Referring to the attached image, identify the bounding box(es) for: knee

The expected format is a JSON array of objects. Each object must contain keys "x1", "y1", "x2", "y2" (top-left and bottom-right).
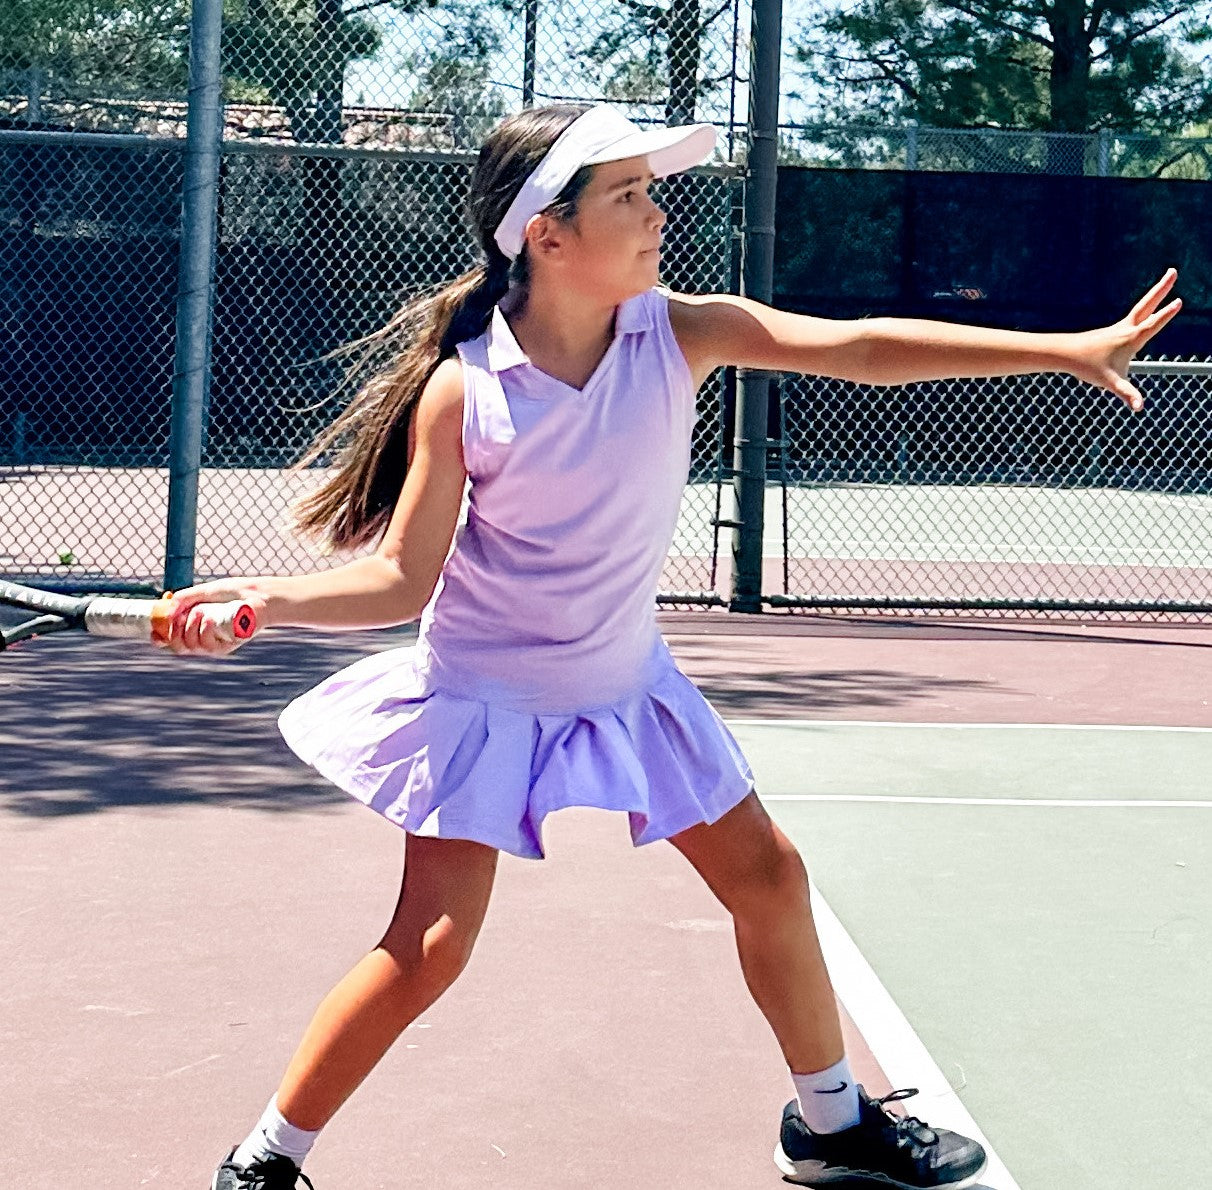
[
  {"x1": 380, "y1": 914, "x2": 479, "y2": 1007},
  {"x1": 420, "y1": 917, "x2": 479, "y2": 991},
  {"x1": 724, "y1": 833, "x2": 811, "y2": 917}
]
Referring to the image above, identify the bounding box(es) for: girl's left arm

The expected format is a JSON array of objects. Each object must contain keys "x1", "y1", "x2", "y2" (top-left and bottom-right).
[{"x1": 670, "y1": 269, "x2": 1182, "y2": 412}]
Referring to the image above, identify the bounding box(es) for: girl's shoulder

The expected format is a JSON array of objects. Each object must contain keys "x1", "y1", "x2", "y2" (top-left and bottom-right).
[
  {"x1": 402, "y1": 355, "x2": 467, "y2": 479},
  {"x1": 663, "y1": 288, "x2": 735, "y2": 391},
  {"x1": 662, "y1": 287, "x2": 730, "y2": 336},
  {"x1": 424, "y1": 355, "x2": 465, "y2": 410},
  {"x1": 410, "y1": 356, "x2": 465, "y2": 446}
]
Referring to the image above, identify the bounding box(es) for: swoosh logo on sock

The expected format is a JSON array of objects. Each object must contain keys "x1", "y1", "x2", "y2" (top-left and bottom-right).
[{"x1": 814, "y1": 1082, "x2": 849, "y2": 1094}]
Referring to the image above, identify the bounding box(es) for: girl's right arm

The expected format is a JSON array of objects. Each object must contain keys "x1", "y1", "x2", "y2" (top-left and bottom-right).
[{"x1": 165, "y1": 358, "x2": 468, "y2": 654}]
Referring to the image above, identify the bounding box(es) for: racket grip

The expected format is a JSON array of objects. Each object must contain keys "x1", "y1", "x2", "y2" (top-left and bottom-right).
[{"x1": 84, "y1": 597, "x2": 258, "y2": 645}]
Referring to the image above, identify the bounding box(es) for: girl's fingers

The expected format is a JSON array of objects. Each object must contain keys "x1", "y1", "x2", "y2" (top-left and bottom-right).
[
  {"x1": 183, "y1": 606, "x2": 203, "y2": 650},
  {"x1": 1129, "y1": 268, "x2": 1177, "y2": 324},
  {"x1": 167, "y1": 586, "x2": 235, "y2": 641},
  {"x1": 1135, "y1": 298, "x2": 1182, "y2": 345},
  {"x1": 190, "y1": 606, "x2": 227, "y2": 653},
  {"x1": 1104, "y1": 371, "x2": 1144, "y2": 411},
  {"x1": 195, "y1": 611, "x2": 215, "y2": 653},
  {"x1": 161, "y1": 604, "x2": 232, "y2": 655}
]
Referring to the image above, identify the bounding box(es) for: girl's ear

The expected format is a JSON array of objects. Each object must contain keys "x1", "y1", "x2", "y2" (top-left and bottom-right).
[{"x1": 525, "y1": 212, "x2": 563, "y2": 258}]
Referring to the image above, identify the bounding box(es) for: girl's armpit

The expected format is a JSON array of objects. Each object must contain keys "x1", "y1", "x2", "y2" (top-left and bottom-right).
[{"x1": 666, "y1": 291, "x2": 868, "y2": 383}]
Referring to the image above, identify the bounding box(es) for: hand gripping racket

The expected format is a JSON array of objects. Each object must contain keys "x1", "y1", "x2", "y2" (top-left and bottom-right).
[{"x1": 0, "y1": 580, "x2": 258, "y2": 651}]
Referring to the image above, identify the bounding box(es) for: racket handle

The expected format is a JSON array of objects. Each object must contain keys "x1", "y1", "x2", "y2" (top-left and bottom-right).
[{"x1": 84, "y1": 597, "x2": 258, "y2": 645}]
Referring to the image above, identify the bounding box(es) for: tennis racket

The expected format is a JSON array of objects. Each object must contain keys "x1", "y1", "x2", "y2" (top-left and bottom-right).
[{"x1": 0, "y1": 579, "x2": 258, "y2": 651}]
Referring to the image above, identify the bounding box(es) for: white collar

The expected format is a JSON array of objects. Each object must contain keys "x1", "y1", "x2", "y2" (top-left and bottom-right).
[{"x1": 484, "y1": 290, "x2": 654, "y2": 374}]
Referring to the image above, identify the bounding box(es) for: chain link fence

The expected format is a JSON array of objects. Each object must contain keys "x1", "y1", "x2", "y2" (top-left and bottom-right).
[
  {"x1": 1, "y1": 134, "x2": 184, "y2": 582},
  {"x1": 1, "y1": 0, "x2": 746, "y2": 602},
  {"x1": 780, "y1": 124, "x2": 1212, "y2": 180},
  {"x1": 766, "y1": 361, "x2": 1212, "y2": 617}
]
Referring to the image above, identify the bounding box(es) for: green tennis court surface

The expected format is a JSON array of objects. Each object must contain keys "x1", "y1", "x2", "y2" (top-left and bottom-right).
[{"x1": 738, "y1": 720, "x2": 1211, "y2": 1190}]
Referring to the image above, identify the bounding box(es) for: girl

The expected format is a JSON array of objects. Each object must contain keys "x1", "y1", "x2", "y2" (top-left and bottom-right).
[{"x1": 166, "y1": 103, "x2": 1181, "y2": 1190}]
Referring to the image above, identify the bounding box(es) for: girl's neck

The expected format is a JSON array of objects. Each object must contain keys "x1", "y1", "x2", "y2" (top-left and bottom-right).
[{"x1": 504, "y1": 281, "x2": 619, "y2": 377}]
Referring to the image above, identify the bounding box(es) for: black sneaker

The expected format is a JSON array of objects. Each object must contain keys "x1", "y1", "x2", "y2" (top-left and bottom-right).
[
  {"x1": 774, "y1": 1087, "x2": 988, "y2": 1188},
  {"x1": 212, "y1": 1148, "x2": 315, "y2": 1190}
]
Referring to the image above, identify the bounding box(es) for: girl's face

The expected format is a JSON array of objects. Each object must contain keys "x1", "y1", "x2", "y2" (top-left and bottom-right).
[{"x1": 530, "y1": 155, "x2": 668, "y2": 303}]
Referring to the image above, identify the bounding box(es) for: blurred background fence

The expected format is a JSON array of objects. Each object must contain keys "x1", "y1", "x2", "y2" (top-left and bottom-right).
[{"x1": 1, "y1": 0, "x2": 1210, "y2": 617}]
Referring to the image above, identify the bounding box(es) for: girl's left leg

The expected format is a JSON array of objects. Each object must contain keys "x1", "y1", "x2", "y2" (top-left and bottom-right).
[
  {"x1": 667, "y1": 791, "x2": 844, "y2": 1075},
  {"x1": 668, "y1": 792, "x2": 989, "y2": 1189}
]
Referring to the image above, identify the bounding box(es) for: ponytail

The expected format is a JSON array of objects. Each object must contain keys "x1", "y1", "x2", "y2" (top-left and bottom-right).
[
  {"x1": 290, "y1": 253, "x2": 514, "y2": 550},
  {"x1": 290, "y1": 101, "x2": 594, "y2": 551}
]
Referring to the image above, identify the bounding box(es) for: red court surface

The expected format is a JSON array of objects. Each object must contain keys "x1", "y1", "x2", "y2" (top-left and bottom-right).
[{"x1": 3, "y1": 612, "x2": 1210, "y2": 1188}]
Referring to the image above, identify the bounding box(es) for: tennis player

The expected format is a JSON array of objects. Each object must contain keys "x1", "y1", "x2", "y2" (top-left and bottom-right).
[{"x1": 166, "y1": 104, "x2": 1181, "y2": 1189}]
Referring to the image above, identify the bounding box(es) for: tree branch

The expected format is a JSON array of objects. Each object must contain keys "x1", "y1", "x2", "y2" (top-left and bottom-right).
[
  {"x1": 1090, "y1": 5, "x2": 1192, "y2": 61},
  {"x1": 1001, "y1": 54, "x2": 1051, "y2": 75},
  {"x1": 1148, "y1": 144, "x2": 1205, "y2": 178},
  {"x1": 944, "y1": 1, "x2": 1053, "y2": 48},
  {"x1": 341, "y1": 0, "x2": 399, "y2": 18},
  {"x1": 866, "y1": 52, "x2": 920, "y2": 101}
]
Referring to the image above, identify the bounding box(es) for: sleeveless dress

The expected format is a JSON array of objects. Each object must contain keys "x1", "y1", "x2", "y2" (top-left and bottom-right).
[{"x1": 278, "y1": 286, "x2": 754, "y2": 859}]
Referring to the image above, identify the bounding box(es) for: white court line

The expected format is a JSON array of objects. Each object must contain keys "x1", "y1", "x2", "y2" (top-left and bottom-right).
[
  {"x1": 727, "y1": 719, "x2": 1212, "y2": 733},
  {"x1": 765, "y1": 794, "x2": 1212, "y2": 808},
  {"x1": 810, "y1": 885, "x2": 1021, "y2": 1190}
]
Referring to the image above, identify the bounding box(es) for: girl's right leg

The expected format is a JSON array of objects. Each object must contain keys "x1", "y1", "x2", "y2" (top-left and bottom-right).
[{"x1": 245, "y1": 832, "x2": 498, "y2": 1140}]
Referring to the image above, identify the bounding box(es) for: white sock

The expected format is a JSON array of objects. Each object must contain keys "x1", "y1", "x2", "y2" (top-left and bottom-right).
[
  {"x1": 792, "y1": 1056, "x2": 861, "y2": 1134},
  {"x1": 232, "y1": 1096, "x2": 321, "y2": 1169}
]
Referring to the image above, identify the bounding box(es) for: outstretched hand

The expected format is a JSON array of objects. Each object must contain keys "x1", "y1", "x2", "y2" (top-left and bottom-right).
[{"x1": 1067, "y1": 269, "x2": 1182, "y2": 411}]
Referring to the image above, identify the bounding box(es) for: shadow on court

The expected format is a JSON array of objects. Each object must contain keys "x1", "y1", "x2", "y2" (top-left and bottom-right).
[
  {"x1": 0, "y1": 626, "x2": 413, "y2": 817},
  {"x1": 0, "y1": 622, "x2": 1007, "y2": 816},
  {"x1": 679, "y1": 654, "x2": 1002, "y2": 717}
]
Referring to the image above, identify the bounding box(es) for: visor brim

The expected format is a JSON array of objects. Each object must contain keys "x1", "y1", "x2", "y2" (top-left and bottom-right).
[{"x1": 583, "y1": 124, "x2": 717, "y2": 178}]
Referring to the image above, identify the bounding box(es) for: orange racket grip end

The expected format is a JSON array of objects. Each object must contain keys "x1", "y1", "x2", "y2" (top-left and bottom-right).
[{"x1": 149, "y1": 598, "x2": 175, "y2": 645}]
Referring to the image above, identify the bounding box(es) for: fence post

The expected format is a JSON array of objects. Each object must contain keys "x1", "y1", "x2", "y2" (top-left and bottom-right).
[
  {"x1": 164, "y1": 0, "x2": 224, "y2": 591},
  {"x1": 730, "y1": 0, "x2": 783, "y2": 613}
]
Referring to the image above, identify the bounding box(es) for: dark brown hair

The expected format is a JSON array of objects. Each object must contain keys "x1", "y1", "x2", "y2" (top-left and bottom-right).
[{"x1": 290, "y1": 103, "x2": 597, "y2": 550}]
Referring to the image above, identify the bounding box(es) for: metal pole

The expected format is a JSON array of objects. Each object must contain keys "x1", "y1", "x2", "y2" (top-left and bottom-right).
[
  {"x1": 164, "y1": 0, "x2": 224, "y2": 591},
  {"x1": 523, "y1": 0, "x2": 539, "y2": 108},
  {"x1": 730, "y1": 0, "x2": 782, "y2": 613}
]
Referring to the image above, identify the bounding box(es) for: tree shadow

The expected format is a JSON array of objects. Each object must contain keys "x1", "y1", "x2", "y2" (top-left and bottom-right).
[
  {"x1": 0, "y1": 626, "x2": 415, "y2": 818},
  {"x1": 2, "y1": 623, "x2": 1005, "y2": 818},
  {"x1": 672, "y1": 638, "x2": 1005, "y2": 715}
]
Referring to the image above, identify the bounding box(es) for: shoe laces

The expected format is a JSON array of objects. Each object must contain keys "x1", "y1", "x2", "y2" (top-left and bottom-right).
[
  {"x1": 220, "y1": 1154, "x2": 315, "y2": 1190},
  {"x1": 870, "y1": 1088, "x2": 939, "y2": 1151}
]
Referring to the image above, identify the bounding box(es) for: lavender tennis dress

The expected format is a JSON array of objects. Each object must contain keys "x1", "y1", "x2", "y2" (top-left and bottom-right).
[{"x1": 278, "y1": 286, "x2": 754, "y2": 858}]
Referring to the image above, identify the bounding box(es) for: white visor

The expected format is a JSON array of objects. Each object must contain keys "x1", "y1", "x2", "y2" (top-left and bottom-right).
[{"x1": 493, "y1": 104, "x2": 717, "y2": 261}]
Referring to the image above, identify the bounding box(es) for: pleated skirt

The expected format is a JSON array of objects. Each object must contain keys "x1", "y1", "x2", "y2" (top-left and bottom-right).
[{"x1": 278, "y1": 643, "x2": 755, "y2": 859}]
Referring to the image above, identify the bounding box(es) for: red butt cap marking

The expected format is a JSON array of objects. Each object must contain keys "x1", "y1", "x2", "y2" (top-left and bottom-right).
[{"x1": 233, "y1": 606, "x2": 257, "y2": 639}]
